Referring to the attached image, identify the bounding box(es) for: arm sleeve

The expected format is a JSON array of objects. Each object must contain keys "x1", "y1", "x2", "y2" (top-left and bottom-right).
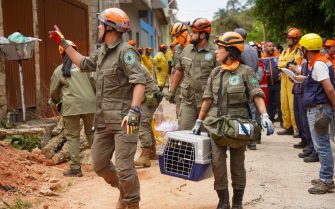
[
  {"x1": 174, "y1": 48, "x2": 185, "y2": 71},
  {"x1": 80, "y1": 51, "x2": 98, "y2": 72},
  {"x1": 122, "y1": 48, "x2": 146, "y2": 85},
  {"x1": 244, "y1": 70, "x2": 265, "y2": 99},
  {"x1": 49, "y1": 66, "x2": 63, "y2": 104},
  {"x1": 312, "y1": 61, "x2": 330, "y2": 81},
  {"x1": 203, "y1": 71, "x2": 214, "y2": 100}
]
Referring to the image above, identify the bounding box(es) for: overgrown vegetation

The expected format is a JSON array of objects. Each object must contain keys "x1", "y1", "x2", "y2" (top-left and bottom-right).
[
  {"x1": 212, "y1": 0, "x2": 335, "y2": 44},
  {"x1": 0, "y1": 135, "x2": 40, "y2": 152},
  {"x1": 0, "y1": 197, "x2": 32, "y2": 209}
]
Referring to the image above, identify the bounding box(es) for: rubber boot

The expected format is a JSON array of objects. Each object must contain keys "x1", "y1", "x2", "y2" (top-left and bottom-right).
[
  {"x1": 232, "y1": 189, "x2": 244, "y2": 209},
  {"x1": 127, "y1": 202, "x2": 140, "y2": 209},
  {"x1": 150, "y1": 144, "x2": 157, "y2": 160},
  {"x1": 216, "y1": 189, "x2": 230, "y2": 209},
  {"x1": 134, "y1": 148, "x2": 151, "y2": 167}
]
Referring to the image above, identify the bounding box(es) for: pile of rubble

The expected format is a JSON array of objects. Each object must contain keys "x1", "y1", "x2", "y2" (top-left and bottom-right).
[{"x1": 0, "y1": 141, "x2": 57, "y2": 196}]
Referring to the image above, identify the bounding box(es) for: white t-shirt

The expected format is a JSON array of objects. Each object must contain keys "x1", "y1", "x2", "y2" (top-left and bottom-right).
[{"x1": 311, "y1": 61, "x2": 329, "y2": 81}]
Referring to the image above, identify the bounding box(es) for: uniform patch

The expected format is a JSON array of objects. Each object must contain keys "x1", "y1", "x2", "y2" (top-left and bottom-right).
[
  {"x1": 249, "y1": 75, "x2": 259, "y2": 85},
  {"x1": 205, "y1": 53, "x2": 213, "y2": 61},
  {"x1": 229, "y1": 75, "x2": 241, "y2": 86},
  {"x1": 124, "y1": 51, "x2": 136, "y2": 65}
]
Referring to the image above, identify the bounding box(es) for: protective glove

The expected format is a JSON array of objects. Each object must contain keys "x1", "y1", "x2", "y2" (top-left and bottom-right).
[
  {"x1": 49, "y1": 25, "x2": 69, "y2": 48},
  {"x1": 165, "y1": 90, "x2": 176, "y2": 104},
  {"x1": 261, "y1": 113, "x2": 274, "y2": 135},
  {"x1": 121, "y1": 107, "x2": 141, "y2": 135},
  {"x1": 192, "y1": 119, "x2": 203, "y2": 135}
]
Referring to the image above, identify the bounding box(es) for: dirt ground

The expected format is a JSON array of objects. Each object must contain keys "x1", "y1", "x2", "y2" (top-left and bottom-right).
[{"x1": 1, "y1": 101, "x2": 335, "y2": 209}]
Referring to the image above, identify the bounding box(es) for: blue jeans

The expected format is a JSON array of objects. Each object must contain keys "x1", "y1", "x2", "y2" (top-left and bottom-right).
[{"x1": 307, "y1": 105, "x2": 334, "y2": 182}]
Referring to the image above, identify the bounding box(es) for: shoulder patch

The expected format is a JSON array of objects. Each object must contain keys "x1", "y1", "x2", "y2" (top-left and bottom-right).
[
  {"x1": 205, "y1": 52, "x2": 213, "y2": 61},
  {"x1": 124, "y1": 51, "x2": 136, "y2": 65},
  {"x1": 249, "y1": 75, "x2": 259, "y2": 85},
  {"x1": 229, "y1": 75, "x2": 241, "y2": 86}
]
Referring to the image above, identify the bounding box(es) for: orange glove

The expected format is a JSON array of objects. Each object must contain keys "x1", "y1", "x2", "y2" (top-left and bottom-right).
[{"x1": 49, "y1": 25, "x2": 67, "y2": 47}]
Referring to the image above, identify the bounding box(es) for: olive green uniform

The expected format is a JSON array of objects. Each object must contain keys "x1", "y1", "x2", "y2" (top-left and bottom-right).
[
  {"x1": 80, "y1": 37, "x2": 145, "y2": 204},
  {"x1": 172, "y1": 44, "x2": 184, "y2": 105},
  {"x1": 50, "y1": 64, "x2": 96, "y2": 170},
  {"x1": 203, "y1": 64, "x2": 264, "y2": 190},
  {"x1": 139, "y1": 65, "x2": 161, "y2": 148},
  {"x1": 175, "y1": 42, "x2": 217, "y2": 130}
]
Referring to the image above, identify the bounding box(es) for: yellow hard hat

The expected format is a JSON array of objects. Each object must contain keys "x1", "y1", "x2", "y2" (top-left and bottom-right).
[{"x1": 299, "y1": 33, "x2": 322, "y2": 51}]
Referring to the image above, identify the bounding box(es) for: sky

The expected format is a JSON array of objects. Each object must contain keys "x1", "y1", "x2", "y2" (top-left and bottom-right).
[{"x1": 175, "y1": 0, "x2": 228, "y2": 22}]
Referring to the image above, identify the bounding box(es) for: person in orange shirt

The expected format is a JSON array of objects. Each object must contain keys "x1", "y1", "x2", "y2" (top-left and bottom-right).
[
  {"x1": 260, "y1": 41, "x2": 282, "y2": 125},
  {"x1": 324, "y1": 39, "x2": 335, "y2": 69}
]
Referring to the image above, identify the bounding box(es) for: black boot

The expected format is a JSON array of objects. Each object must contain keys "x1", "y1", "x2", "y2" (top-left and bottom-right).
[
  {"x1": 216, "y1": 189, "x2": 230, "y2": 209},
  {"x1": 232, "y1": 189, "x2": 244, "y2": 209}
]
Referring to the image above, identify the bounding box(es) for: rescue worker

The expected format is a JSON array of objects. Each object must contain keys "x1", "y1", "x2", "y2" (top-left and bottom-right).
[
  {"x1": 128, "y1": 39, "x2": 137, "y2": 48},
  {"x1": 277, "y1": 28, "x2": 301, "y2": 137},
  {"x1": 49, "y1": 8, "x2": 146, "y2": 209},
  {"x1": 49, "y1": 40, "x2": 95, "y2": 177},
  {"x1": 291, "y1": 58, "x2": 319, "y2": 162},
  {"x1": 134, "y1": 65, "x2": 163, "y2": 167},
  {"x1": 324, "y1": 39, "x2": 335, "y2": 68},
  {"x1": 235, "y1": 28, "x2": 260, "y2": 150},
  {"x1": 154, "y1": 44, "x2": 169, "y2": 91},
  {"x1": 137, "y1": 47, "x2": 144, "y2": 56},
  {"x1": 142, "y1": 47, "x2": 153, "y2": 75},
  {"x1": 166, "y1": 18, "x2": 216, "y2": 130},
  {"x1": 169, "y1": 22, "x2": 191, "y2": 117},
  {"x1": 295, "y1": 33, "x2": 335, "y2": 194},
  {"x1": 261, "y1": 41, "x2": 282, "y2": 125},
  {"x1": 234, "y1": 28, "x2": 258, "y2": 73},
  {"x1": 192, "y1": 32, "x2": 274, "y2": 209}
]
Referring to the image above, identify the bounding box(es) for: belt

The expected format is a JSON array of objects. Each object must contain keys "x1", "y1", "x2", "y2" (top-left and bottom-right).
[{"x1": 306, "y1": 103, "x2": 330, "y2": 112}]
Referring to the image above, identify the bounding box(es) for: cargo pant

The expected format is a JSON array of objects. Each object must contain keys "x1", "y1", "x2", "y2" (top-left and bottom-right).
[
  {"x1": 211, "y1": 140, "x2": 246, "y2": 190},
  {"x1": 281, "y1": 74, "x2": 297, "y2": 131},
  {"x1": 139, "y1": 104, "x2": 156, "y2": 148},
  {"x1": 178, "y1": 103, "x2": 201, "y2": 130},
  {"x1": 91, "y1": 125, "x2": 140, "y2": 203},
  {"x1": 63, "y1": 113, "x2": 94, "y2": 170}
]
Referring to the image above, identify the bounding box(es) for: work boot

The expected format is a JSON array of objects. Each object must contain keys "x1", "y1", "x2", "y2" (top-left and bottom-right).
[
  {"x1": 127, "y1": 202, "x2": 140, "y2": 209},
  {"x1": 293, "y1": 131, "x2": 300, "y2": 138},
  {"x1": 150, "y1": 144, "x2": 157, "y2": 160},
  {"x1": 216, "y1": 189, "x2": 230, "y2": 209},
  {"x1": 293, "y1": 141, "x2": 307, "y2": 149},
  {"x1": 311, "y1": 179, "x2": 335, "y2": 188},
  {"x1": 232, "y1": 189, "x2": 244, "y2": 209},
  {"x1": 247, "y1": 142, "x2": 257, "y2": 150},
  {"x1": 116, "y1": 200, "x2": 126, "y2": 209},
  {"x1": 298, "y1": 150, "x2": 311, "y2": 158},
  {"x1": 303, "y1": 154, "x2": 319, "y2": 163},
  {"x1": 134, "y1": 148, "x2": 151, "y2": 167},
  {"x1": 308, "y1": 181, "x2": 335, "y2": 194},
  {"x1": 277, "y1": 127, "x2": 294, "y2": 135},
  {"x1": 63, "y1": 167, "x2": 83, "y2": 177}
]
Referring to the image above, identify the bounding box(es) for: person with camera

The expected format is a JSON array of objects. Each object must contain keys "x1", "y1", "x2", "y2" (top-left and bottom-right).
[{"x1": 192, "y1": 32, "x2": 274, "y2": 209}]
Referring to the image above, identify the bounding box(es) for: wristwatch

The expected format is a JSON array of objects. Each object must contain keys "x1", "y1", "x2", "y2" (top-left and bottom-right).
[{"x1": 131, "y1": 106, "x2": 141, "y2": 113}]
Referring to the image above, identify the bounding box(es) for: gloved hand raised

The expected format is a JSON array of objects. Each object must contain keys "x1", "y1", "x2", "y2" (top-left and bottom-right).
[
  {"x1": 165, "y1": 90, "x2": 176, "y2": 104},
  {"x1": 49, "y1": 25, "x2": 69, "y2": 48},
  {"x1": 261, "y1": 113, "x2": 274, "y2": 135},
  {"x1": 121, "y1": 107, "x2": 141, "y2": 134},
  {"x1": 192, "y1": 119, "x2": 203, "y2": 135}
]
